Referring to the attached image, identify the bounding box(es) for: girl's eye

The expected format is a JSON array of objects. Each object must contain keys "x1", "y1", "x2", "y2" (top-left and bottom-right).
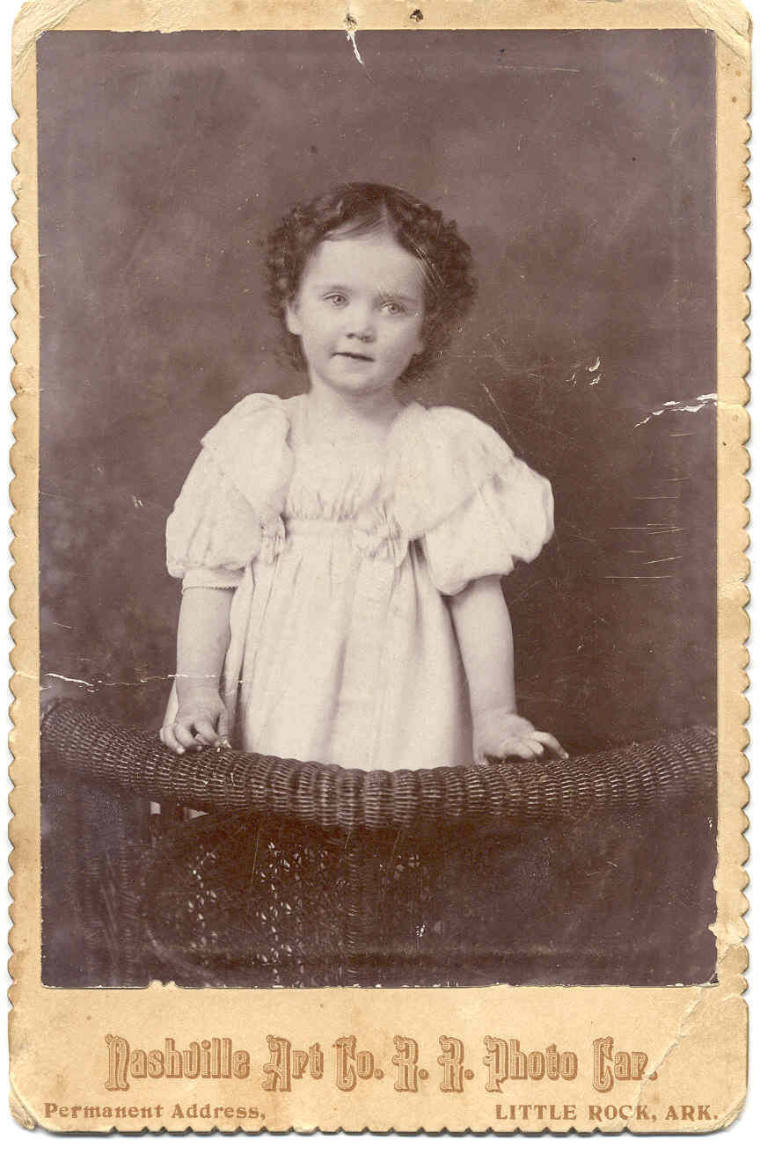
[
  {"x1": 380, "y1": 301, "x2": 406, "y2": 316},
  {"x1": 324, "y1": 293, "x2": 347, "y2": 307}
]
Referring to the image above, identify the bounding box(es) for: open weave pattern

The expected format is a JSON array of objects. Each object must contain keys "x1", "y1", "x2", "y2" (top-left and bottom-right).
[
  {"x1": 41, "y1": 702, "x2": 717, "y2": 987},
  {"x1": 143, "y1": 816, "x2": 356, "y2": 986},
  {"x1": 140, "y1": 806, "x2": 716, "y2": 988},
  {"x1": 41, "y1": 700, "x2": 716, "y2": 833}
]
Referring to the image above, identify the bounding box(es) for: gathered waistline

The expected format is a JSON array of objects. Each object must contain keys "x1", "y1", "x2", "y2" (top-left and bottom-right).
[
  {"x1": 285, "y1": 518, "x2": 383, "y2": 535},
  {"x1": 281, "y1": 518, "x2": 409, "y2": 568}
]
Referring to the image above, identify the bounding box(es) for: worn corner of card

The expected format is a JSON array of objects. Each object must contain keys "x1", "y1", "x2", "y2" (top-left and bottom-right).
[{"x1": 8, "y1": 0, "x2": 750, "y2": 1136}]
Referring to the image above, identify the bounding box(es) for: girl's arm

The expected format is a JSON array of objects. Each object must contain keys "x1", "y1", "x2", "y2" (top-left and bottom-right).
[
  {"x1": 449, "y1": 575, "x2": 567, "y2": 762},
  {"x1": 160, "y1": 586, "x2": 234, "y2": 754}
]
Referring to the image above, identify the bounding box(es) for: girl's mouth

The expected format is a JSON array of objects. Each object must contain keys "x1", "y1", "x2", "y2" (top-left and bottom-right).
[{"x1": 335, "y1": 351, "x2": 374, "y2": 362}]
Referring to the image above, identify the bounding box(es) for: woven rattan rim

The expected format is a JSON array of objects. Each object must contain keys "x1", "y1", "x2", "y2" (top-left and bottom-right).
[{"x1": 41, "y1": 699, "x2": 716, "y2": 834}]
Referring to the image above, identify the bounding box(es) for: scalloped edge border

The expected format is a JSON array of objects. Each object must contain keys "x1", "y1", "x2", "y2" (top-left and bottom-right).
[{"x1": 7, "y1": 0, "x2": 751, "y2": 1136}]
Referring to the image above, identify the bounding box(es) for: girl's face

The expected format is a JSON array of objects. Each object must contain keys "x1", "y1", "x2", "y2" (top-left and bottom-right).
[{"x1": 285, "y1": 229, "x2": 426, "y2": 399}]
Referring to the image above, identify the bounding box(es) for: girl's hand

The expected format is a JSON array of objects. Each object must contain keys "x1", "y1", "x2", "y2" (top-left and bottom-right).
[
  {"x1": 473, "y1": 706, "x2": 568, "y2": 764},
  {"x1": 159, "y1": 690, "x2": 230, "y2": 755}
]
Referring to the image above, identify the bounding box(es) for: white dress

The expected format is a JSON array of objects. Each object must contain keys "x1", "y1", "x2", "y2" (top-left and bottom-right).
[{"x1": 166, "y1": 393, "x2": 553, "y2": 771}]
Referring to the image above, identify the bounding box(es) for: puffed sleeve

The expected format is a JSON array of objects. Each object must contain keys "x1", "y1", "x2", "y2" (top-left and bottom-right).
[
  {"x1": 403, "y1": 408, "x2": 554, "y2": 597},
  {"x1": 166, "y1": 448, "x2": 263, "y2": 591},
  {"x1": 166, "y1": 394, "x2": 293, "y2": 591}
]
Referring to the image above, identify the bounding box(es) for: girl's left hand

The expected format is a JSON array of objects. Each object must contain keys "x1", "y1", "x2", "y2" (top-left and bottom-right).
[{"x1": 473, "y1": 706, "x2": 569, "y2": 764}]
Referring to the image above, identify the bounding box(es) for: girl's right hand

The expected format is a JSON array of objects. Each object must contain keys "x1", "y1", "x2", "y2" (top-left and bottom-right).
[{"x1": 159, "y1": 691, "x2": 230, "y2": 754}]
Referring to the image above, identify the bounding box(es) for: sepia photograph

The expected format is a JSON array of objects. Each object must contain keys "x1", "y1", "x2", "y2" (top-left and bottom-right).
[
  {"x1": 8, "y1": 0, "x2": 752, "y2": 1134},
  {"x1": 36, "y1": 25, "x2": 720, "y2": 992}
]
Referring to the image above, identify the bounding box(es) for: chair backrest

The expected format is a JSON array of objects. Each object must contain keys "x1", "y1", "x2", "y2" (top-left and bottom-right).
[{"x1": 41, "y1": 701, "x2": 717, "y2": 988}]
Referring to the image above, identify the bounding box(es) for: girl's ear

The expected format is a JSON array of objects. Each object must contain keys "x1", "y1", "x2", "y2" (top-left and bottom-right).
[{"x1": 285, "y1": 300, "x2": 302, "y2": 336}]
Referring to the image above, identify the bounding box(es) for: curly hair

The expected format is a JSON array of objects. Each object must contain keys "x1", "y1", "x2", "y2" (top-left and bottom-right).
[{"x1": 265, "y1": 182, "x2": 477, "y2": 381}]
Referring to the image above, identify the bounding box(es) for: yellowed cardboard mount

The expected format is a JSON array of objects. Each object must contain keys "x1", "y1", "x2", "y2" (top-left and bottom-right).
[{"x1": 10, "y1": 0, "x2": 749, "y2": 1134}]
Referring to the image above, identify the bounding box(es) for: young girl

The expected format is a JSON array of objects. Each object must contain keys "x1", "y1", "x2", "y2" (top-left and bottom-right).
[{"x1": 160, "y1": 183, "x2": 566, "y2": 770}]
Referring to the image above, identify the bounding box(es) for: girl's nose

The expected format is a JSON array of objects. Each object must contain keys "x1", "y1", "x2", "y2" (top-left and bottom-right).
[{"x1": 345, "y1": 305, "x2": 375, "y2": 341}]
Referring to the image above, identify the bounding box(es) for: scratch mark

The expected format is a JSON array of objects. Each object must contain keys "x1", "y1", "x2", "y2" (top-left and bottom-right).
[
  {"x1": 244, "y1": 827, "x2": 262, "y2": 915},
  {"x1": 43, "y1": 673, "x2": 94, "y2": 688},
  {"x1": 43, "y1": 672, "x2": 175, "y2": 690},
  {"x1": 497, "y1": 57, "x2": 581, "y2": 74},
  {"x1": 603, "y1": 575, "x2": 674, "y2": 580},
  {"x1": 609, "y1": 524, "x2": 683, "y2": 531},
  {"x1": 346, "y1": 30, "x2": 364, "y2": 65},
  {"x1": 344, "y1": 14, "x2": 365, "y2": 66},
  {"x1": 479, "y1": 382, "x2": 510, "y2": 432},
  {"x1": 645, "y1": 556, "x2": 682, "y2": 565},
  {"x1": 635, "y1": 393, "x2": 717, "y2": 428},
  {"x1": 588, "y1": 356, "x2": 601, "y2": 372}
]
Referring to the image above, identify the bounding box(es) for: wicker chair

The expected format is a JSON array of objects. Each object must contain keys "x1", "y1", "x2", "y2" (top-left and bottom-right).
[{"x1": 41, "y1": 700, "x2": 717, "y2": 989}]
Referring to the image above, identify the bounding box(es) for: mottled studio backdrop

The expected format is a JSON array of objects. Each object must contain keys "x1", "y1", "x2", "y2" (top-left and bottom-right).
[{"x1": 38, "y1": 29, "x2": 716, "y2": 755}]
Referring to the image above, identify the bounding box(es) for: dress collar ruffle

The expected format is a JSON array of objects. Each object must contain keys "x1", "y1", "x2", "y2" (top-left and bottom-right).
[{"x1": 201, "y1": 392, "x2": 518, "y2": 557}]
